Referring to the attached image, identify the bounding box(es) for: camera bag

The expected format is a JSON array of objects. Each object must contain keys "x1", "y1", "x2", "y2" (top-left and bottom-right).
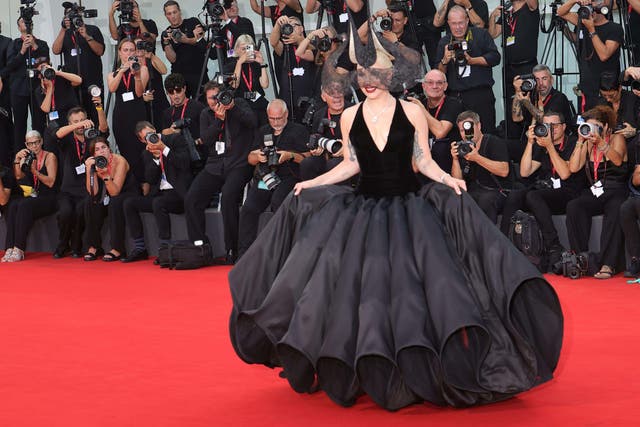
[
  {"x1": 157, "y1": 240, "x2": 213, "y2": 270},
  {"x1": 508, "y1": 210, "x2": 547, "y2": 273}
]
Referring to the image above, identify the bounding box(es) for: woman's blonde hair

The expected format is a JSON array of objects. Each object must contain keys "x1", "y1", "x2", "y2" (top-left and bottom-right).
[{"x1": 234, "y1": 34, "x2": 256, "y2": 56}]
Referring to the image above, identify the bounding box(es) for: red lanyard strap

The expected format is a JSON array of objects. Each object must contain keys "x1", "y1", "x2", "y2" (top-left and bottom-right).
[
  {"x1": 172, "y1": 99, "x2": 189, "y2": 121},
  {"x1": 241, "y1": 64, "x2": 253, "y2": 91},
  {"x1": 33, "y1": 152, "x2": 45, "y2": 189},
  {"x1": 433, "y1": 96, "x2": 446, "y2": 119},
  {"x1": 507, "y1": 15, "x2": 518, "y2": 36},
  {"x1": 74, "y1": 135, "x2": 85, "y2": 163},
  {"x1": 327, "y1": 110, "x2": 335, "y2": 136},
  {"x1": 122, "y1": 70, "x2": 133, "y2": 92},
  {"x1": 592, "y1": 146, "x2": 605, "y2": 182}
]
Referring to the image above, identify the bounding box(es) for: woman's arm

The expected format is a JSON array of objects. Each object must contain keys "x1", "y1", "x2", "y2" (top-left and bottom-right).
[
  {"x1": 40, "y1": 81, "x2": 53, "y2": 113},
  {"x1": 104, "y1": 155, "x2": 129, "y2": 196},
  {"x1": 150, "y1": 53, "x2": 167, "y2": 75},
  {"x1": 602, "y1": 133, "x2": 627, "y2": 166},
  {"x1": 134, "y1": 65, "x2": 149, "y2": 97},
  {"x1": 40, "y1": 152, "x2": 58, "y2": 188},
  {"x1": 57, "y1": 69, "x2": 83, "y2": 86},
  {"x1": 107, "y1": 67, "x2": 126, "y2": 93},
  {"x1": 569, "y1": 135, "x2": 588, "y2": 172}
]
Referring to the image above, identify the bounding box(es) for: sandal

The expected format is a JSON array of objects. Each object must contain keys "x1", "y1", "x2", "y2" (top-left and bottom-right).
[
  {"x1": 594, "y1": 265, "x2": 614, "y2": 280},
  {"x1": 102, "y1": 251, "x2": 121, "y2": 262},
  {"x1": 83, "y1": 251, "x2": 98, "y2": 261}
]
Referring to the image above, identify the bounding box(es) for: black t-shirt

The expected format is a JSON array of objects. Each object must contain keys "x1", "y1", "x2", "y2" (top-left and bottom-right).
[
  {"x1": 225, "y1": 17, "x2": 256, "y2": 47},
  {"x1": 223, "y1": 58, "x2": 266, "y2": 97},
  {"x1": 269, "y1": 1, "x2": 304, "y2": 27},
  {"x1": 252, "y1": 121, "x2": 309, "y2": 179},
  {"x1": 630, "y1": 10, "x2": 640, "y2": 55},
  {"x1": 532, "y1": 134, "x2": 586, "y2": 194},
  {"x1": 162, "y1": 17, "x2": 208, "y2": 77},
  {"x1": 5, "y1": 38, "x2": 50, "y2": 97},
  {"x1": 576, "y1": 21, "x2": 624, "y2": 99},
  {"x1": 322, "y1": 0, "x2": 369, "y2": 36},
  {"x1": 497, "y1": 6, "x2": 540, "y2": 64},
  {"x1": 118, "y1": 19, "x2": 158, "y2": 41},
  {"x1": 35, "y1": 77, "x2": 79, "y2": 118},
  {"x1": 425, "y1": 96, "x2": 463, "y2": 173},
  {"x1": 311, "y1": 106, "x2": 342, "y2": 140},
  {"x1": 467, "y1": 134, "x2": 511, "y2": 189},
  {"x1": 276, "y1": 45, "x2": 317, "y2": 112},
  {"x1": 161, "y1": 99, "x2": 206, "y2": 139},
  {"x1": 439, "y1": 0, "x2": 489, "y2": 30},
  {"x1": 57, "y1": 133, "x2": 91, "y2": 195},
  {"x1": 60, "y1": 25, "x2": 105, "y2": 87}
]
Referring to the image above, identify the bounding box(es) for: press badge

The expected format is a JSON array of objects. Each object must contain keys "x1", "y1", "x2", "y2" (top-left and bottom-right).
[
  {"x1": 339, "y1": 13, "x2": 348, "y2": 23},
  {"x1": 75, "y1": 164, "x2": 86, "y2": 175},
  {"x1": 292, "y1": 67, "x2": 305, "y2": 77},
  {"x1": 71, "y1": 48, "x2": 79, "y2": 56},
  {"x1": 49, "y1": 111, "x2": 59, "y2": 121},
  {"x1": 591, "y1": 180, "x2": 604, "y2": 197},
  {"x1": 506, "y1": 36, "x2": 515, "y2": 46},
  {"x1": 258, "y1": 180, "x2": 269, "y2": 190},
  {"x1": 551, "y1": 177, "x2": 561, "y2": 189},
  {"x1": 122, "y1": 91, "x2": 135, "y2": 102},
  {"x1": 103, "y1": 195, "x2": 110, "y2": 206},
  {"x1": 215, "y1": 140, "x2": 225, "y2": 155},
  {"x1": 459, "y1": 66, "x2": 471, "y2": 78},
  {"x1": 227, "y1": 49, "x2": 234, "y2": 57}
]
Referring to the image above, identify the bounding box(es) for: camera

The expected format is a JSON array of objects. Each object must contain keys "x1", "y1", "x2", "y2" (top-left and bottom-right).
[
  {"x1": 212, "y1": 73, "x2": 235, "y2": 106},
  {"x1": 63, "y1": 2, "x2": 97, "y2": 30},
  {"x1": 319, "y1": 0, "x2": 336, "y2": 13},
  {"x1": 88, "y1": 84, "x2": 102, "y2": 98},
  {"x1": 631, "y1": 80, "x2": 640, "y2": 92},
  {"x1": 84, "y1": 127, "x2": 99, "y2": 140},
  {"x1": 173, "y1": 118, "x2": 192, "y2": 129},
  {"x1": 128, "y1": 56, "x2": 140, "y2": 72},
  {"x1": 448, "y1": 40, "x2": 468, "y2": 66},
  {"x1": 310, "y1": 35, "x2": 333, "y2": 53},
  {"x1": 578, "y1": 123, "x2": 603, "y2": 137},
  {"x1": 94, "y1": 155, "x2": 108, "y2": 169},
  {"x1": 118, "y1": 0, "x2": 135, "y2": 24},
  {"x1": 503, "y1": 0, "x2": 514, "y2": 12},
  {"x1": 534, "y1": 123, "x2": 550, "y2": 138},
  {"x1": 380, "y1": 16, "x2": 393, "y2": 32},
  {"x1": 243, "y1": 92, "x2": 257, "y2": 101},
  {"x1": 552, "y1": 251, "x2": 589, "y2": 279},
  {"x1": 215, "y1": 89, "x2": 234, "y2": 106},
  {"x1": 262, "y1": 144, "x2": 280, "y2": 168},
  {"x1": 20, "y1": 0, "x2": 38, "y2": 34},
  {"x1": 170, "y1": 29, "x2": 184, "y2": 43},
  {"x1": 205, "y1": 0, "x2": 225, "y2": 17},
  {"x1": 461, "y1": 120, "x2": 474, "y2": 139},
  {"x1": 257, "y1": 135, "x2": 282, "y2": 190},
  {"x1": 577, "y1": 5, "x2": 609, "y2": 19},
  {"x1": 455, "y1": 140, "x2": 475, "y2": 159},
  {"x1": 519, "y1": 74, "x2": 536, "y2": 93},
  {"x1": 399, "y1": 91, "x2": 426, "y2": 102},
  {"x1": 297, "y1": 97, "x2": 319, "y2": 128},
  {"x1": 33, "y1": 67, "x2": 56, "y2": 81},
  {"x1": 145, "y1": 132, "x2": 160, "y2": 144},
  {"x1": 21, "y1": 150, "x2": 36, "y2": 174},
  {"x1": 307, "y1": 135, "x2": 342, "y2": 154},
  {"x1": 136, "y1": 40, "x2": 154, "y2": 52},
  {"x1": 281, "y1": 23, "x2": 294, "y2": 37}
]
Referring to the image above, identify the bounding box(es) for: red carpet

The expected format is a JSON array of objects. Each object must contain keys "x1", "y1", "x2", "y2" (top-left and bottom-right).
[{"x1": 1, "y1": 253, "x2": 639, "y2": 426}]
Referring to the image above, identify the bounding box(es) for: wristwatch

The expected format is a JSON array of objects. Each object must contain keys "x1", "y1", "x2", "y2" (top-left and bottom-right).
[
  {"x1": 588, "y1": 32, "x2": 597, "y2": 38},
  {"x1": 103, "y1": 177, "x2": 111, "y2": 181},
  {"x1": 466, "y1": 6, "x2": 473, "y2": 12}
]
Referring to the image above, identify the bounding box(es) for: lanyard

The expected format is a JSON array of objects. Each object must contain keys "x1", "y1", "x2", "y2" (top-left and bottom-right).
[
  {"x1": 592, "y1": 145, "x2": 606, "y2": 182},
  {"x1": 327, "y1": 110, "x2": 335, "y2": 136},
  {"x1": 551, "y1": 137, "x2": 565, "y2": 177},
  {"x1": 218, "y1": 122, "x2": 225, "y2": 141},
  {"x1": 74, "y1": 135, "x2": 86, "y2": 163},
  {"x1": 432, "y1": 96, "x2": 446, "y2": 119},
  {"x1": 541, "y1": 93, "x2": 552, "y2": 108},
  {"x1": 171, "y1": 99, "x2": 189, "y2": 121},
  {"x1": 273, "y1": 4, "x2": 282, "y2": 19},
  {"x1": 32, "y1": 151, "x2": 45, "y2": 189},
  {"x1": 507, "y1": 14, "x2": 518, "y2": 36},
  {"x1": 50, "y1": 78, "x2": 57, "y2": 112},
  {"x1": 241, "y1": 64, "x2": 253, "y2": 91},
  {"x1": 122, "y1": 70, "x2": 134, "y2": 92}
]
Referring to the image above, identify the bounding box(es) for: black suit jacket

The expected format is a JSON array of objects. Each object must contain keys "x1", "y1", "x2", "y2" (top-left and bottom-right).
[
  {"x1": 0, "y1": 34, "x2": 12, "y2": 107},
  {"x1": 143, "y1": 133, "x2": 192, "y2": 197}
]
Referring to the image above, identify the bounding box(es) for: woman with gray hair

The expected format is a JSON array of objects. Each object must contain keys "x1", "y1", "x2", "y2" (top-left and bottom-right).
[{"x1": 1, "y1": 131, "x2": 58, "y2": 262}]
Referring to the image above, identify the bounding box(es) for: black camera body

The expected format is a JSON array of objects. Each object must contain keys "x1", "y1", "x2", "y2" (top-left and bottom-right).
[
  {"x1": 21, "y1": 150, "x2": 37, "y2": 174},
  {"x1": 205, "y1": 0, "x2": 225, "y2": 17},
  {"x1": 380, "y1": 16, "x2": 393, "y2": 32},
  {"x1": 399, "y1": 91, "x2": 426, "y2": 102},
  {"x1": 212, "y1": 74, "x2": 236, "y2": 106},
  {"x1": 243, "y1": 91, "x2": 257, "y2": 101},
  {"x1": 94, "y1": 155, "x2": 108, "y2": 169},
  {"x1": 578, "y1": 5, "x2": 608, "y2": 19},
  {"x1": 281, "y1": 23, "x2": 294, "y2": 37},
  {"x1": 262, "y1": 145, "x2": 280, "y2": 168},
  {"x1": 311, "y1": 35, "x2": 333, "y2": 53},
  {"x1": 519, "y1": 73, "x2": 536, "y2": 93},
  {"x1": 553, "y1": 251, "x2": 589, "y2": 279},
  {"x1": 118, "y1": 0, "x2": 135, "y2": 24},
  {"x1": 136, "y1": 40, "x2": 154, "y2": 52},
  {"x1": 32, "y1": 67, "x2": 56, "y2": 81},
  {"x1": 20, "y1": 0, "x2": 38, "y2": 34},
  {"x1": 631, "y1": 80, "x2": 640, "y2": 92},
  {"x1": 63, "y1": 2, "x2": 97, "y2": 30},
  {"x1": 448, "y1": 40, "x2": 468, "y2": 66},
  {"x1": 128, "y1": 56, "x2": 141, "y2": 72},
  {"x1": 534, "y1": 123, "x2": 550, "y2": 138},
  {"x1": 257, "y1": 135, "x2": 282, "y2": 190},
  {"x1": 455, "y1": 140, "x2": 475, "y2": 159},
  {"x1": 84, "y1": 128, "x2": 99, "y2": 140},
  {"x1": 297, "y1": 97, "x2": 320, "y2": 128},
  {"x1": 145, "y1": 132, "x2": 160, "y2": 144}
]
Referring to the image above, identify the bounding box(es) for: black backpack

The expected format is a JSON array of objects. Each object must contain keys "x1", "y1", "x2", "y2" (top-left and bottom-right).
[
  {"x1": 156, "y1": 240, "x2": 213, "y2": 270},
  {"x1": 508, "y1": 210, "x2": 547, "y2": 273}
]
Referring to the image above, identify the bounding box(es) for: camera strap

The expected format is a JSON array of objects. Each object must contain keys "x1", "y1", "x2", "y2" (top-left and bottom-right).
[
  {"x1": 172, "y1": 99, "x2": 189, "y2": 122},
  {"x1": 241, "y1": 65, "x2": 253, "y2": 91},
  {"x1": 122, "y1": 70, "x2": 133, "y2": 92},
  {"x1": 73, "y1": 135, "x2": 87, "y2": 163},
  {"x1": 50, "y1": 78, "x2": 57, "y2": 112},
  {"x1": 431, "y1": 96, "x2": 446, "y2": 119}
]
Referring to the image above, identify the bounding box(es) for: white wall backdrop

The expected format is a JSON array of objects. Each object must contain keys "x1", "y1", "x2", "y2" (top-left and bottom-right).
[{"x1": 0, "y1": 0, "x2": 629, "y2": 124}]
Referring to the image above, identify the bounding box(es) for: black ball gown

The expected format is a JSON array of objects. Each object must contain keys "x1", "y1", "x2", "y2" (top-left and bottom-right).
[{"x1": 228, "y1": 100, "x2": 564, "y2": 411}]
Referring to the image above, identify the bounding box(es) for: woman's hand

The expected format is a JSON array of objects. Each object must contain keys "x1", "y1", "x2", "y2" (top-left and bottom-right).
[
  {"x1": 143, "y1": 89, "x2": 154, "y2": 102},
  {"x1": 294, "y1": 180, "x2": 315, "y2": 196},
  {"x1": 442, "y1": 174, "x2": 467, "y2": 195},
  {"x1": 85, "y1": 156, "x2": 95, "y2": 169}
]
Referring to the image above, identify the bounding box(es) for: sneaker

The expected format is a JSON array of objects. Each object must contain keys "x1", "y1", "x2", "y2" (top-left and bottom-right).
[
  {"x1": 6, "y1": 248, "x2": 24, "y2": 262},
  {"x1": 624, "y1": 257, "x2": 640, "y2": 278},
  {"x1": 1, "y1": 248, "x2": 15, "y2": 262}
]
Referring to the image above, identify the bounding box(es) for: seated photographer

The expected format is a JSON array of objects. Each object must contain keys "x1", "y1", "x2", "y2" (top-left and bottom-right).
[
  {"x1": 33, "y1": 58, "x2": 82, "y2": 130},
  {"x1": 223, "y1": 35, "x2": 270, "y2": 127},
  {"x1": 500, "y1": 111, "x2": 586, "y2": 264},
  {"x1": 122, "y1": 122, "x2": 191, "y2": 263},
  {"x1": 450, "y1": 110, "x2": 512, "y2": 223},
  {"x1": 436, "y1": 6, "x2": 501, "y2": 134},
  {"x1": 408, "y1": 69, "x2": 464, "y2": 174},
  {"x1": 433, "y1": 0, "x2": 489, "y2": 30},
  {"x1": 300, "y1": 81, "x2": 350, "y2": 182},
  {"x1": 270, "y1": 15, "x2": 317, "y2": 121},
  {"x1": 83, "y1": 137, "x2": 138, "y2": 262},
  {"x1": 52, "y1": 103, "x2": 109, "y2": 259},
  {"x1": 52, "y1": 2, "x2": 105, "y2": 123},
  {"x1": 2, "y1": 131, "x2": 57, "y2": 263},
  {"x1": 161, "y1": 73, "x2": 205, "y2": 140},
  {"x1": 593, "y1": 72, "x2": 638, "y2": 143},
  {"x1": 184, "y1": 80, "x2": 257, "y2": 264},
  {"x1": 237, "y1": 99, "x2": 309, "y2": 259},
  {"x1": 133, "y1": 36, "x2": 169, "y2": 131},
  {"x1": 250, "y1": 0, "x2": 304, "y2": 27},
  {"x1": 566, "y1": 105, "x2": 628, "y2": 279},
  {"x1": 512, "y1": 64, "x2": 573, "y2": 163},
  {"x1": 305, "y1": 0, "x2": 369, "y2": 36},
  {"x1": 557, "y1": 0, "x2": 623, "y2": 110},
  {"x1": 620, "y1": 162, "x2": 640, "y2": 278},
  {"x1": 109, "y1": 1, "x2": 158, "y2": 42}
]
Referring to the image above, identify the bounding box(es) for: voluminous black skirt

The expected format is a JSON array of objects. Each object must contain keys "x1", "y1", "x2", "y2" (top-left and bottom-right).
[{"x1": 228, "y1": 183, "x2": 563, "y2": 410}]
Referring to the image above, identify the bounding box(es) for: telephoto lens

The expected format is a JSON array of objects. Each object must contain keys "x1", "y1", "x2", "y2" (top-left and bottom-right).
[{"x1": 281, "y1": 23, "x2": 294, "y2": 36}]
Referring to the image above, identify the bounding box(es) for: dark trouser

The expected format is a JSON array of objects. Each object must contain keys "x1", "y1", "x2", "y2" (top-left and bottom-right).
[
  {"x1": 185, "y1": 166, "x2": 253, "y2": 252},
  {"x1": 0, "y1": 112, "x2": 14, "y2": 167},
  {"x1": 450, "y1": 87, "x2": 496, "y2": 134},
  {"x1": 237, "y1": 176, "x2": 297, "y2": 258},
  {"x1": 56, "y1": 192, "x2": 86, "y2": 253},
  {"x1": 417, "y1": 27, "x2": 442, "y2": 70},
  {"x1": 11, "y1": 93, "x2": 46, "y2": 155},
  {"x1": 299, "y1": 156, "x2": 343, "y2": 181},
  {"x1": 620, "y1": 197, "x2": 640, "y2": 259},
  {"x1": 4, "y1": 195, "x2": 57, "y2": 250},
  {"x1": 468, "y1": 185, "x2": 506, "y2": 224},
  {"x1": 526, "y1": 188, "x2": 574, "y2": 247},
  {"x1": 84, "y1": 193, "x2": 131, "y2": 253},
  {"x1": 124, "y1": 190, "x2": 184, "y2": 241},
  {"x1": 566, "y1": 188, "x2": 627, "y2": 269}
]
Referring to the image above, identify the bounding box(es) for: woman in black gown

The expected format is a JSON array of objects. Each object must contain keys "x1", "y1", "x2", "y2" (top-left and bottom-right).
[
  {"x1": 107, "y1": 39, "x2": 149, "y2": 185},
  {"x1": 228, "y1": 24, "x2": 564, "y2": 411}
]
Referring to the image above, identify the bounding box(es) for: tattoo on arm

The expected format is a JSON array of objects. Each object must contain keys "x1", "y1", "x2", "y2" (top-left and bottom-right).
[
  {"x1": 348, "y1": 141, "x2": 357, "y2": 162},
  {"x1": 413, "y1": 134, "x2": 423, "y2": 160},
  {"x1": 520, "y1": 98, "x2": 543, "y2": 122}
]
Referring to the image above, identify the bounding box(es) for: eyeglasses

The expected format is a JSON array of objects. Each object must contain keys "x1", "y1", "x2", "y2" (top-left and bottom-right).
[
  {"x1": 424, "y1": 80, "x2": 446, "y2": 86},
  {"x1": 25, "y1": 140, "x2": 42, "y2": 146},
  {"x1": 166, "y1": 87, "x2": 184, "y2": 95}
]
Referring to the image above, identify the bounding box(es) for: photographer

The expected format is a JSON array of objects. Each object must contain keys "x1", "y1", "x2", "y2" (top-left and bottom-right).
[
  {"x1": 160, "y1": 73, "x2": 205, "y2": 142},
  {"x1": 134, "y1": 36, "x2": 169, "y2": 130},
  {"x1": 300, "y1": 81, "x2": 348, "y2": 181},
  {"x1": 52, "y1": 104, "x2": 108, "y2": 259},
  {"x1": 409, "y1": 69, "x2": 464, "y2": 173},
  {"x1": 512, "y1": 64, "x2": 573, "y2": 162},
  {"x1": 557, "y1": 0, "x2": 623, "y2": 109},
  {"x1": 5, "y1": 17, "x2": 49, "y2": 153},
  {"x1": 161, "y1": 1, "x2": 208, "y2": 99},
  {"x1": 33, "y1": 58, "x2": 82, "y2": 130},
  {"x1": 224, "y1": 35, "x2": 270, "y2": 127},
  {"x1": 305, "y1": 1, "x2": 368, "y2": 36},
  {"x1": 2, "y1": 131, "x2": 57, "y2": 263},
  {"x1": 433, "y1": 0, "x2": 489, "y2": 30},
  {"x1": 250, "y1": 0, "x2": 304, "y2": 27},
  {"x1": 436, "y1": 6, "x2": 501, "y2": 134},
  {"x1": 500, "y1": 111, "x2": 585, "y2": 265},
  {"x1": 450, "y1": 110, "x2": 512, "y2": 223},
  {"x1": 566, "y1": 105, "x2": 628, "y2": 279},
  {"x1": 184, "y1": 80, "x2": 257, "y2": 264},
  {"x1": 82, "y1": 137, "x2": 138, "y2": 262},
  {"x1": 620, "y1": 162, "x2": 640, "y2": 278},
  {"x1": 359, "y1": 5, "x2": 421, "y2": 54},
  {"x1": 52, "y1": 2, "x2": 105, "y2": 123},
  {"x1": 237, "y1": 99, "x2": 309, "y2": 259},
  {"x1": 270, "y1": 15, "x2": 317, "y2": 121},
  {"x1": 595, "y1": 72, "x2": 638, "y2": 142},
  {"x1": 209, "y1": 1, "x2": 256, "y2": 63},
  {"x1": 109, "y1": 1, "x2": 158, "y2": 42},
  {"x1": 108, "y1": 39, "x2": 150, "y2": 184},
  {"x1": 122, "y1": 122, "x2": 191, "y2": 263}
]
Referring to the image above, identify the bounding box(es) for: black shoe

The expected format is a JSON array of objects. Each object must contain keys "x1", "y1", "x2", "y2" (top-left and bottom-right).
[
  {"x1": 70, "y1": 251, "x2": 82, "y2": 259},
  {"x1": 121, "y1": 248, "x2": 148, "y2": 263},
  {"x1": 547, "y1": 244, "x2": 565, "y2": 270},
  {"x1": 624, "y1": 257, "x2": 640, "y2": 278},
  {"x1": 53, "y1": 247, "x2": 69, "y2": 259},
  {"x1": 153, "y1": 258, "x2": 160, "y2": 266},
  {"x1": 225, "y1": 249, "x2": 237, "y2": 265}
]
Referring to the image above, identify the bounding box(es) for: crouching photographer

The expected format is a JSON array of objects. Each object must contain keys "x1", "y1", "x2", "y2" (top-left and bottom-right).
[
  {"x1": 450, "y1": 110, "x2": 512, "y2": 223},
  {"x1": 2, "y1": 131, "x2": 58, "y2": 262},
  {"x1": 237, "y1": 99, "x2": 309, "y2": 259}
]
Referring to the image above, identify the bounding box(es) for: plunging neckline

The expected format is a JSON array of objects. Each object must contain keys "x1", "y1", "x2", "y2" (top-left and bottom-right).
[{"x1": 362, "y1": 99, "x2": 399, "y2": 153}]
